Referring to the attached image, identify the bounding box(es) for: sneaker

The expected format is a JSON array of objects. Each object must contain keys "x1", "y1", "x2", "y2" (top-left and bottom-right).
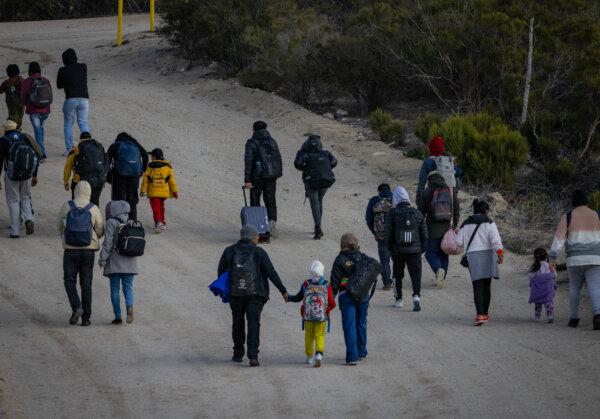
[
  {"x1": 436, "y1": 268, "x2": 446, "y2": 289},
  {"x1": 25, "y1": 220, "x2": 34, "y2": 235},
  {"x1": 39, "y1": 155, "x2": 47, "y2": 162},
  {"x1": 593, "y1": 315, "x2": 600, "y2": 331},
  {"x1": 413, "y1": 295, "x2": 421, "y2": 312},
  {"x1": 69, "y1": 308, "x2": 83, "y2": 325},
  {"x1": 81, "y1": 320, "x2": 91, "y2": 327},
  {"x1": 533, "y1": 315, "x2": 541, "y2": 322},
  {"x1": 306, "y1": 356, "x2": 315, "y2": 365},
  {"x1": 474, "y1": 315, "x2": 485, "y2": 326},
  {"x1": 62, "y1": 151, "x2": 70, "y2": 157},
  {"x1": 313, "y1": 225, "x2": 323, "y2": 240},
  {"x1": 314, "y1": 353, "x2": 323, "y2": 368},
  {"x1": 249, "y1": 359, "x2": 260, "y2": 367},
  {"x1": 482, "y1": 314, "x2": 490, "y2": 323},
  {"x1": 357, "y1": 357, "x2": 366, "y2": 362},
  {"x1": 548, "y1": 318, "x2": 554, "y2": 324},
  {"x1": 112, "y1": 318, "x2": 123, "y2": 324},
  {"x1": 568, "y1": 318, "x2": 580, "y2": 328},
  {"x1": 232, "y1": 351, "x2": 244, "y2": 362},
  {"x1": 9, "y1": 234, "x2": 19, "y2": 239},
  {"x1": 126, "y1": 307, "x2": 134, "y2": 324},
  {"x1": 269, "y1": 221, "x2": 279, "y2": 239},
  {"x1": 160, "y1": 223, "x2": 167, "y2": 231},
  {"x1": 155, "y1": 222, "x2": 164, "y2": 234},
  {"x1": 346, "y1": 361, "x2": 358, "y2": 366},
  {"x1": 394, "y1": 299, "x2": 403, "y2": 308}
]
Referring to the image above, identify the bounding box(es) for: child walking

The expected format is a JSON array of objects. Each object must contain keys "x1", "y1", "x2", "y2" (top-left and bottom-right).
[
  {"x1": 289, "y1": 261, "x2": 336, "y2": 367},
  {"x1": 99, "y1": 200, "x2": 139, "y2": 324},
  {"x1": 140, "y1": 148, "x2": 178, "y2": 234},
  {"x1": 528, "y1": 248, "x2": 557, "y2": 323}
]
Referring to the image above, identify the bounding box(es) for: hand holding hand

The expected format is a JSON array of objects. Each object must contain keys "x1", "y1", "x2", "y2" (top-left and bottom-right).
[{"x1": 64, "y1": 183, "x2": 70, "y2": 191}]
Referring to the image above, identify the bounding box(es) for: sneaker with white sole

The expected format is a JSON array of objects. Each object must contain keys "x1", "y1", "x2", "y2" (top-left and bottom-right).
[
  {"x1": 155, "y1": 222, "x2": 165, "y2": 234},
  {"x1": 314, "y1": 353, "x2": 323, "y2": 368},
  {"x1": 436, "y1": 268, "x2": 446, "y2": 289},
  {"x1": 306, "y1": 356, "x2": 315, "y2": 365},
  {"x1": 394, "y1": 299, "x2": 403, "y2": 308},
  {"x1": 269, "y1": 220, "x2": 279, "y2": 239},
  {"x1": 413, "y1": 295, "x2": 421, "y2": 312}
]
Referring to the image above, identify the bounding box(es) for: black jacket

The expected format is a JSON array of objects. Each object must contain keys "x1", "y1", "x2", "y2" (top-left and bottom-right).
[
  {"x1": 243, "y1": 129, "x2": 281, "y2": 182},
  {"x1": 293, "y1": 135, "x2": 337, "y2": 179},
  {"x1": 330, "y1": 249, "x2": 363, "y2": 296},
  {"x1": 107, "y1": 133, "x2": 149, "y2": 181},
  {"x1": 56, "y1": 49, "x2": 89, "y2": 99},
  {"x1": 218, "y1": 240, "x2": 287, "y2": 299},
  {"x1": 0, "y1": 131, "x2": 40, "y2": 177},
  {"x1": 417, "y1": 172, "x2": 460, "y2": 239},
  {"x1": 385, "y1": 202, "x2": 428, "y2": 254}
]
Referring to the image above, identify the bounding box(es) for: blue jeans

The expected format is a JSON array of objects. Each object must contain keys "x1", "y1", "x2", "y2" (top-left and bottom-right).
[
  {"x1": 109, "y1": 274, "x2": 134, "y2": 319},
  {"x1": 63, "y1": 98, "x2": 90, "y2": 152},
  {"x1": 339, "y1": 292, "x2": 369, "y2": 363},
  {"x1": 425, "y1": 238, "x2": 448, "y2": 274},
  {"x1": 29, "y1": 113, "x2": 48, "y2": 156},
  {"x1": 377, "y1": 239, "x2": 391, "y2": 285}
]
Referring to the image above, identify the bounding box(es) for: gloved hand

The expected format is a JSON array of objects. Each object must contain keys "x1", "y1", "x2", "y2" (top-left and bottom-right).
[{"x1": 172, "y1": 191, "x2": 179, "y2": 199}]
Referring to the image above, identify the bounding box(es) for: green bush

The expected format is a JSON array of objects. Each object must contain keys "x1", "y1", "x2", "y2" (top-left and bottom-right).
[
  {"x1": 428, "y1": 113, "x2": 529, "y2": 189},
  {"x1": 414, "y1": 113, "x2": 442, "y2": 143},
  {"x1": 588, "y1": 191, "x2": 600, "y2": 211},
  {"x1": 369, "y1": 108, "x2": 405, "y2": 145},
  {"x1": 544, "y1": 159, "x2": 576, "y2": 185},
  {"x1": 404, "y1": 145, "x2": 429, "y2": 160}
]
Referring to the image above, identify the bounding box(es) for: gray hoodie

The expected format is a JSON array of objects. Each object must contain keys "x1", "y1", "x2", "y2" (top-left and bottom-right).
[{"x1": 99, "y1": 200, "x2": 138, "y2": 276}]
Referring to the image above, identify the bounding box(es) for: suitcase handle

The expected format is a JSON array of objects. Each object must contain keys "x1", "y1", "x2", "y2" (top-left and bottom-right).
[{"x1": 242, "y1": 186, "x2": 248, "y2": 207}]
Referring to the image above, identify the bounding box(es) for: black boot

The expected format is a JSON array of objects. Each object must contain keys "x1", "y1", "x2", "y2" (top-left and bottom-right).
[
  {"x1": 568, "y1": 318, "x2": 580, "y2": 328},
  {"x1": 593, "y1": 315, "x2": 600, "y2": 330},
  {"x1": 313, "y1": 225, "x2": 324, "y2": 240}
]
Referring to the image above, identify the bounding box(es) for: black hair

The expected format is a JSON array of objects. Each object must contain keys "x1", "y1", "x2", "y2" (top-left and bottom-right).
[
  {"x1": 572, "y1": 190, "x2": 589, "y2": 208},
  {"x1": 28, "y1": 61, "x2": 41, "y2": 75},
  {"x1": 473, "y1": 199, "x2": 490, "y2": 214},
  {"x1": 530, "y1": 247, "x2": 549, "y2": 273},
  {"x1": 6, "y1": 64, "x2": 19, "y2": 78},
  {"x1": 378, "y1": 183, "x2": 390, "y2": 192},
  {"x1": 253, "y1": 120, "x2": 267, "y2": 131}
]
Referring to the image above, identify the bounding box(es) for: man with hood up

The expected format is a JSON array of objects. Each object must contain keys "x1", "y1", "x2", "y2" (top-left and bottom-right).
[
  {"x1": 57, "y1": 48, "x2": 90, "y2": 155},
  {"x1": 244, "y1": 121, "x2": 283, "y2": 238},
  {"x1": 366, "y1": 183, "x2": 394, "y2": 289},
  {"x1": 294, "y1": 134, "x2": 337, "y2": 239},
  {"x1": 58, "y1": 181, "x2": 105, "y2": 326}
]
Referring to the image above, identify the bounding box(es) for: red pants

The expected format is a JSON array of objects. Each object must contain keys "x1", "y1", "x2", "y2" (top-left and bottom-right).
[{"x1": 149, "y1": 197, "x2": 166, "y2": 224}]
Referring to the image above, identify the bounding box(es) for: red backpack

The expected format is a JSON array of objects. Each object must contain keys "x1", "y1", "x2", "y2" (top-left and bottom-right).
[{"x1": 429, "y1": 187, "x2": 453, "y2": 222}]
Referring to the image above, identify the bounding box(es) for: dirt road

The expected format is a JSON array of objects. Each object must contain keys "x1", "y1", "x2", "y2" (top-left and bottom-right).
[{"x1": 0, "y1": 15, "x2": 598, "y2": 419}]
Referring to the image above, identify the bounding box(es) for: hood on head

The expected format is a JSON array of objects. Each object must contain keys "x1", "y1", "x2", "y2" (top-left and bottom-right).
[
  {"x1": 309, "y1": 260, "x2": 325, "y2": 279},
  {"x1": 302, "y1": 135, "x2": 323, "y2": 153},
  {"x1": 62, "y1": 48, "x2": 78, "y2": 65},
  {"x1": 108, "y1": 200, "x2": 130, "y2": 221},
  {"x1": 427, "y1": 171, "x2": 447, "y2": 187},
  {"x1": 74, "y1": 181, "x2": 91, "y2": 202},
  {"x1": 116, "y1": 132, "x2": 135, "y2": 143},
  {"x1": 252, "y1": 129, "x2": 271, "y2": 141},
  {"x1": 392, "y1": 186, "x2": 411, "y2": 207}
]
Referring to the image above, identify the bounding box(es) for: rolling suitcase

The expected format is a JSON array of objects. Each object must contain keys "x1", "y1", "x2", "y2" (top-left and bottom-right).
[{"x1": 241, "y1": 187, "x2": 270, "y2": 243}]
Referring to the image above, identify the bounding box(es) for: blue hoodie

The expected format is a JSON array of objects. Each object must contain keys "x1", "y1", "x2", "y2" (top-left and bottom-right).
[{"x1": 365, "y1": 188, "x2": 393, "y2": 235}]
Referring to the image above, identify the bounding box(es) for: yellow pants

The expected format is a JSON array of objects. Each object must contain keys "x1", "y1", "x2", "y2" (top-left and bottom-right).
[{"x1": 305, "y1": 321, "x2": 327, "y2": 357}]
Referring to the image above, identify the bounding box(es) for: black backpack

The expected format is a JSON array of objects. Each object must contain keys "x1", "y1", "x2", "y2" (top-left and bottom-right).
[
  {"x1": 255, "y1": 138, "x2": 282, "y2": 180},
  {"x1": 347, "y1": 254, "x2": 381, "y2": 302},
  {"x1": 393, "y1": 206, "x2": 420, "y2": 246},
  {"x1": 115, "y1": 220, "x2": 145, "y2": 257},
  {"x1": 229, "y1": 247, "x2": 259, "y2": 297},
  {"x1": 74, "y1": 140, "x2": 108, "y2": 188},
  {"x1": 28, "y1": 77, "x2": 53, "y2": 108},
  {"x1": 303, "y1": 151, "x2": 335, "y2": 189},
  {"x1": 4, "y1": 133, "x2": 37, "y2": 181},
  {"x1": 5, "y1": 83, "x2": 21, "y2": 107}
]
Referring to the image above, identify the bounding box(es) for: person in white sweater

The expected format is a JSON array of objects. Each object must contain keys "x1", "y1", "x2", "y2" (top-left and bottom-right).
[{"x1": 455, "y1": 199, "x2": 504, "y2": 326}]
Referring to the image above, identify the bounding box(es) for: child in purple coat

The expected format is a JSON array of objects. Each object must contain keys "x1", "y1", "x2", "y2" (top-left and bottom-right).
[{"x1": 528, "y1": 248, "x2": 557, "y2": 323}]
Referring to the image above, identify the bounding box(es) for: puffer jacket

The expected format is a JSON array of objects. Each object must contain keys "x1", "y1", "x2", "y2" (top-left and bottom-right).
[
  {"x1": 99, "y1": 200, "x2": 139, "y2": 276},
  {"x1": 243, "y1": 129, "x2": 282, "y2": 182},
  {"x1": 417, "y1": 172, "x2": 460, "y2": 239},
  {"x1": 293, "y1": 135, "x2": 337, "y2": 173},
  {"x1": 330, "y1": 249, "x2": 364, "y2": 296},
  {"x1": 57, "y1": 181, "x2": 104, "y2": 250},
  {"x1": 385, "y1": 202, "x2": 428, "y2": 255},
  {"x1": 140, "y1": 160, "x2": 178, "y2": 198}
]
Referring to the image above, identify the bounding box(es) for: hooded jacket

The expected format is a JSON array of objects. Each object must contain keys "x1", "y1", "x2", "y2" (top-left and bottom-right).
[
  {"x1": 243, "y1": 129, "x2": 282, "y2": 182},
  {"x1": 293, "y1": 135, "x2": 337, "y2": 183},
  {"x1": 0, "y1": 131, "x2": 42, "y2": 177},
  {"x1": 99, "y1": 200, "x2": 139, "y2": 276},
  {"x1": 107, "y1": 133, "x2": 149, "y2": 180},
  {"x1": 0, "y1": 76, "x2": 23, "y2": 106},
  {"x1": 20, "y1": 73, "x2": 51, "y2": 114},
  {"x1": 330, "y1": 249, "x2": 364, "y2": 297},
  {"x1": 140, "y1": 159, "x2": 178, "y2": 198},
  {"x1": 56, "y1": 49, "x2": 89, "y2": 99},
  {"x1": 385, "y1": 201, "x2": 428, "y2": 254},
  {"x1": 57, "y1": 181, "x2": 104, "y2": 250},
  {"x1": 365, "y1": 188, "x2": 393, "y2": 236},
  {"x1": 417, "y1": 172, "x2": 460, "y2": 239}
]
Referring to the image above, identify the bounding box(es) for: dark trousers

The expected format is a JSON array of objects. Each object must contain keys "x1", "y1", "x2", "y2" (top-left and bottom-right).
[
  {"x1": 71, "y1": 181, "x2": 103, "y2": 206},
  {"x1": 472, "y1": 278, "x2": 492, "y2": 315},
  {"x1": 392, "y1": 253, "x2": 422, "y2": 299},
  {"x1": 111, "y1": 175, "x2": 140, "y2": 220},
  {"x1": 63, "y1": 249, "x2": 95, "y2": 321},
  {"x1": 229, "y1": 296, "x2": 265, "y2": 359},
  {"x1": 250, "y1": 179, "x2": 277, "y2": 222},
  {"x1": 377, "y1": 240, "x2": 392, "y2": 285},
  {"x1": 307, "y1": 187, "x2": 327, "y2": 227}
]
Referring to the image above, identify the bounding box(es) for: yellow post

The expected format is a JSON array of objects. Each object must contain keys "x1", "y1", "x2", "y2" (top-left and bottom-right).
[
  {"x1": 150, "y1": 0, "x2": 156, "y2": 32},
  {"x1": 117, "y1": 0, "x2": 123, "y2": 46}
]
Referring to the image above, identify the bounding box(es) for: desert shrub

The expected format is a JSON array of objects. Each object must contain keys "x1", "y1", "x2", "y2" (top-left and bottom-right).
[
  {"x1": 535, "y1": 137, "x2": 561, "y2": 161},
  {"x1": 404, "y1": 145, "x2": 429, "y2": 160},
  {"x1": 369, "y1": 108, "x2": 405, "y2": 145},
  {"x1": 414, "y1": 113, "x2": 442, "y2": 143},
  {"x1": 589, "y1": 191, "x2": 600, "y2": 211},
  {"x1": 544, "y1": 159, "x2": 576, "y2": 186}
]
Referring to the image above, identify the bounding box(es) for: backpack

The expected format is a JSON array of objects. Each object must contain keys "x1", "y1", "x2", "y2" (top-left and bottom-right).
[
  {"x1": 347, "y1": 254, "x2": 381, "y2": 302},
  {"x1": 393, "y1": 206, "x2": 420, "y2": 246},
  {"x1": 64, "y1": 201, "x2": 94, "y2": 247},
  {"x1": 254, "y1": 138, "x2": 282, "y2": 180},
  {"x1": 303, "y1": 151, "x2": 335, "y2": 189},
  {"x1": 303, "y1": 278, "x2": 329, "y2": 322},
  {"x1": 432, "y1": 156, "x2": 456, "y2": 188},
  {"x1": 229, "y1": 247, "x2": 259, "y2": 297},
  {"x1": 74, "y1": 140, "x2": 107, "y2": 188},
  {"x1": 4, "y1": 133, "x2": 37, "y2": 181},
  {"x1": 372, "y1": 197, "x2": 392, "y2": 240},
  {"x1": 115, "y1": 141, "x2": 142, "y2": 177},
  {"x1": 429, "y1": 187, "x2": 453, "y2": 222},
  {"x1": 5, "y1": 83, "x2": 21, "y2": 107},
  {"x1": 115, "y1": 220, "x2": 145, "y2": 257},
  {"x1": 28, "y1": 77, "x2": 53, "y2": 108}
]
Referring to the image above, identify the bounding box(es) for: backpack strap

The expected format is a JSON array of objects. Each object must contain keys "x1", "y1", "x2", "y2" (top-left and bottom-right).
[
  {"x1": 83, "y1": 203, "x2": 94, "y2": 212},
  {"x1": 68, "y1": 200, "x2": 76, "y2": 210}
]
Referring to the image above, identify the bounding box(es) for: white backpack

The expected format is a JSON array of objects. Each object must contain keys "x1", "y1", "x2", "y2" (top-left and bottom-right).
[{"x1": 432, "y1": 156, "x2": 456, "y2": 188}]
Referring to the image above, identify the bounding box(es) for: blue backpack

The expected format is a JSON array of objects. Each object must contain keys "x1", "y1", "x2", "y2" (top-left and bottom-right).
[
  {"x1": 115, "y1": 141, "x2": 142, "y2": 177},
  {"x1": 64, "y1": 201, "x2": 94, "y2": 247}
]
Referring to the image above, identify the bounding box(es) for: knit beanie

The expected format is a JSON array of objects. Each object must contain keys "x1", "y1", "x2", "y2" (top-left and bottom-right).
[
  {"x1": 253, "y1": 121, "x2": 267, "y2": 131},
  {"x1": 309, "y1": 260, "x2": 325, "y2": 279},
  {"x1": 3, "y1": 120, "x2": 17, "y2": 132},
  {"x1": 428, "y1": 136, "x2": 445, "y2": 156},
  {"x1": 572, "y1": 190, "x2": 589, "y2": 208},
  {"x1": 241, "y1": 224, "x2": 259, "y2": 241}
]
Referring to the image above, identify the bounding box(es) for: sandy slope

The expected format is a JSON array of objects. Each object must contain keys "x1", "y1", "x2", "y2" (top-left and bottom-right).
[{"x1": 0, "y1": 15, "x2": 598, "y2": 419}]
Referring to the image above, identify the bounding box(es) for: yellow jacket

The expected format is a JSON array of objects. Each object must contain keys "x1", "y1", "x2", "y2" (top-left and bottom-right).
[
  {"x1": 63, "y1": 139, "x2": 92, "y2": 185},
  {"x1": 140, "y1": 160, "x2": 178, "y2": 198},
  {"x1": 57, "y1": 181, "x2": 104, "y2": 250}
]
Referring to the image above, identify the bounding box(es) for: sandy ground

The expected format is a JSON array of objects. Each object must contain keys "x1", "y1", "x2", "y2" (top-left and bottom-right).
[{"x1": 0, "y1": 15, "x2": 598, "y2": 419}]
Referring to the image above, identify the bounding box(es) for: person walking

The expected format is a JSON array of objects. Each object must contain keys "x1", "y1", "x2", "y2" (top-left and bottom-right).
[
  {"x1": 217, "y1": 225, "x2": 289, "y2": 366},
  {"x1": 140, "y1": 148, "x2": 179, "y2": 233},
  {"x1": 385, "y1": 187, "x2": 428, "y2": 311},
  {"x1": 58, "y1": 181, "x2": 105, "y2": 326},
  {"x1": 550, "y1": 190, "x2": 600, "y2": 330},
  {"x1": 416, "y1": 136, "x2": 462, "y2": 203},
  {"x1": 244, "y1": 121, "x2": 283, "y2": 238},
  {"x1": 294, "y1": 134, "x2": 337, "y2": 239},
  {"x1": 99, "y1": 200, "x2": 139, "y2": 324},
  {"x1": 57, "y1": 48, "x2": 90, "y2": 155},
  {"x1": 528, "y1": 248, "x2": 556, "y2": 323},
  {"x1": 20, "y1": 61, "x2": 51, "y2": 161},
  {"x1": 418, "y1": 171, "x2": 459, "y2": 289},
  {"x1": 0, "y1": 64, "x2": 25, "y2": 129},
  {"x1": 455, "y1": 199, "x2": 504, "y2": 326},
  {"x1": 366, "y1": 183, "x2": 394, "y2": 290},
  {"x1": 63, "y1": 132, "x2": 107, "y2": 206},
  {"x1": 107, "y1": 132, "x2": 148, "y2": 221},
  {"x1": 0, "y1": 120, "x2": 42, "y2": 238}
]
